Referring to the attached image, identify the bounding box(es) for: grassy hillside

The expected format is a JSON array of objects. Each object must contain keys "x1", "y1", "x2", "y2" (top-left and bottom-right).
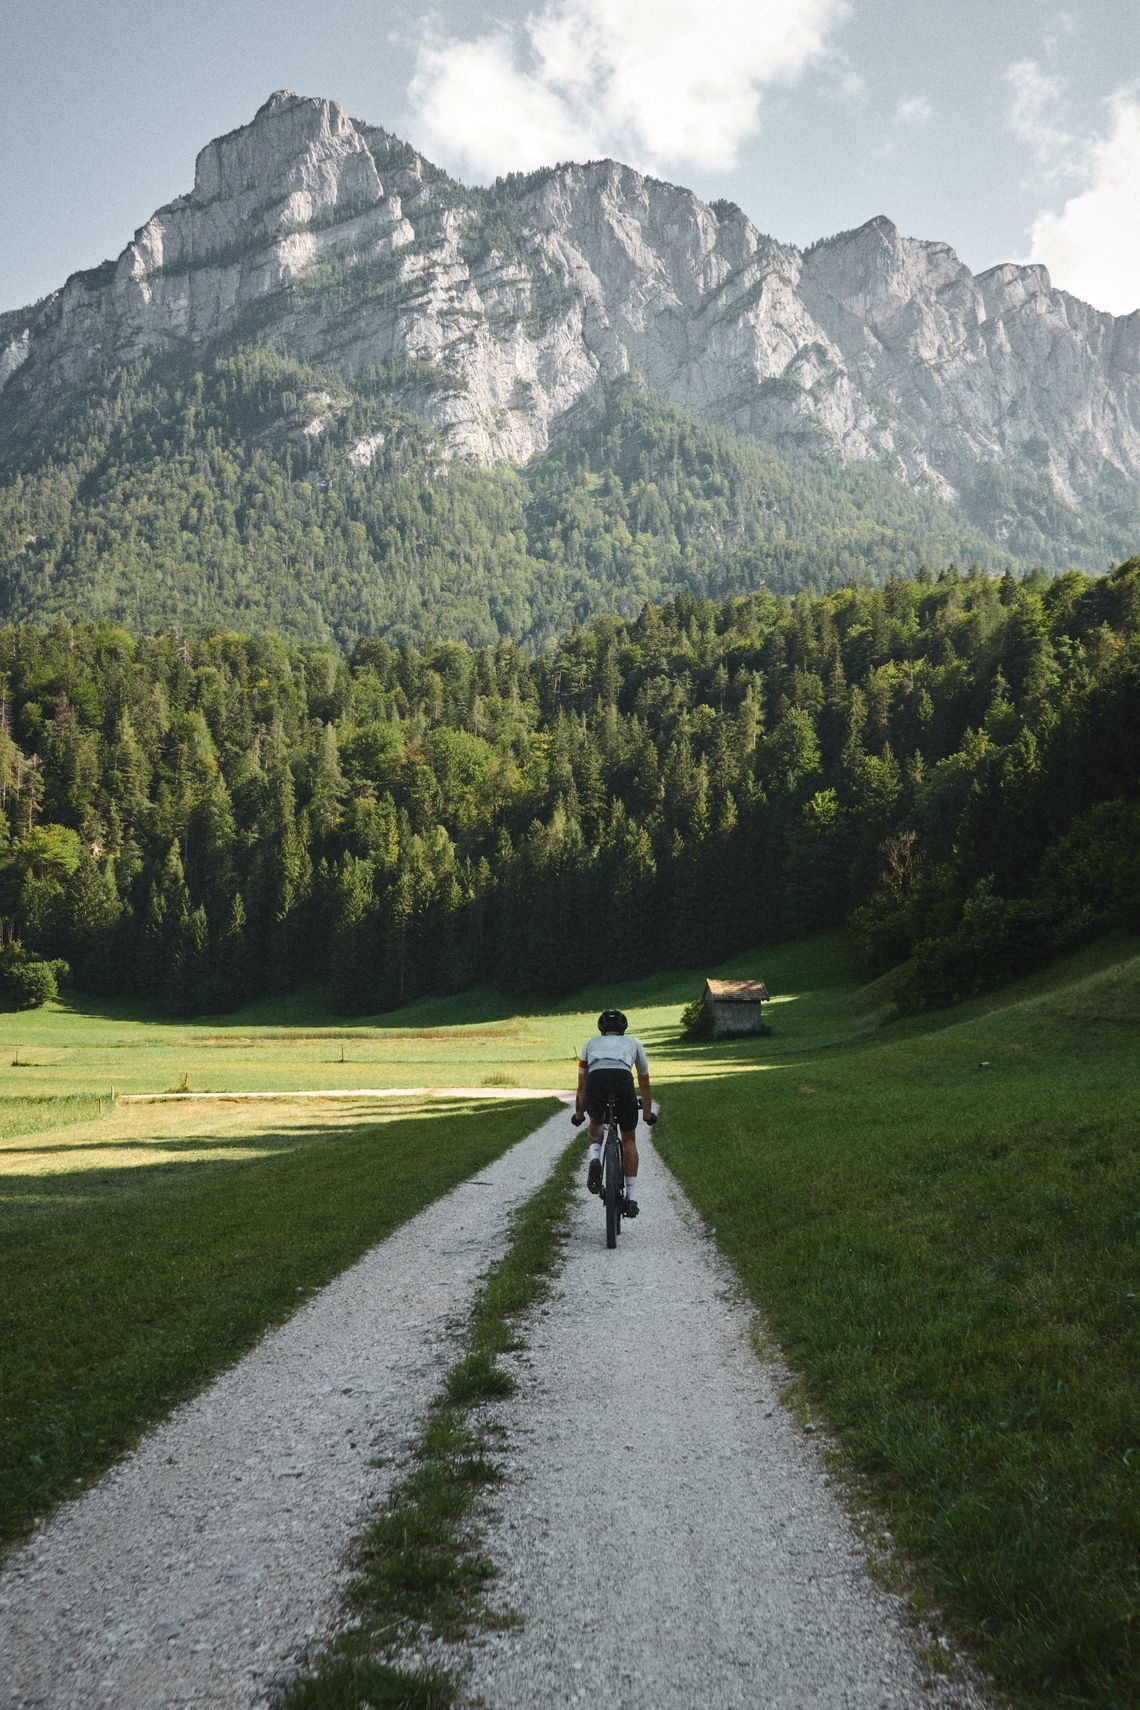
[
  {"x1": 655, "y1": 937, "x2": 1140, "y2": 1710},
  {"x1": 2, "y1": 934, "x2": 1136, "y2": 1707},
  {"x1": 0, "y1": 352, "x2": 1021, "y2": 648}
]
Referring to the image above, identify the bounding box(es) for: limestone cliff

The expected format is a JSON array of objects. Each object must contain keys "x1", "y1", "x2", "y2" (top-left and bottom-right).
[{"x1": 3, "y1": 91, "x2": 1138, "y2": 533}]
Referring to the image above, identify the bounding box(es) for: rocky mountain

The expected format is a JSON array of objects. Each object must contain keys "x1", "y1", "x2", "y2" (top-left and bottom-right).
[{"x1": 0, "y1": 88, "x2": 1137, "y2": 632}]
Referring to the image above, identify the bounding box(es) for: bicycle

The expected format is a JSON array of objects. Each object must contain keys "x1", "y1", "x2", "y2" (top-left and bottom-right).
[
  {"x1": 574, "y1": 1095, "x2": 657, "y2": 1249},
  {"x1": 600, "y1": 1093, "x2": 625, "y2": 1249}
]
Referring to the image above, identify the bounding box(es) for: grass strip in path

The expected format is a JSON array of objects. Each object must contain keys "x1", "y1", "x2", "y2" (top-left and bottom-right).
[
  {"x1": 277, "y1": 1134, "x2": 586, "y2": 1710},
  {"x1": 0, "y1": 1097, "x2": 555, "y2": 1555}
]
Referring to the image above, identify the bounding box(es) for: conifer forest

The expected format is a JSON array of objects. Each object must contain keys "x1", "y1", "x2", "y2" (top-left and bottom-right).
[{"x1": 1, "y1": 559, "x2": 1137, "y2": 1017}]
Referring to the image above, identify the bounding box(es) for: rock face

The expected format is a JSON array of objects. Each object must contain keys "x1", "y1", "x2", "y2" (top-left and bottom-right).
[{"x1": 3, "y1": 90, "x2": 1139, "y2": 517}]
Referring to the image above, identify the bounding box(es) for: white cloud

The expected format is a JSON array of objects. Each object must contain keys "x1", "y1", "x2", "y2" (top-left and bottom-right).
[
  {"x1": 872, "y1": 91, "x2": 934, "y2": 158},
  {"x1": 1023, "y1": 92, "x2": 1140, "y2": 315},
  {"x1": 1004, "y1": 57, "x2": 1079, "y2": 181},
  {"x1": 823, "y1": 47, "x2": 867, "y2": 103},
  {"x1": 406, "y1": 0, "x2": 849, "y2": 181},
  {"x1": 895, "y1": 95, "x2": 933, "y2": 127},
  {"x1": 409, "y1": 34, "x2": 591, "y2": 171}
]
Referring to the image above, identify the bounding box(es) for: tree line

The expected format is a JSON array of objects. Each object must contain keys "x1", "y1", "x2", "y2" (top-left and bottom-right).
[{"x1": 0, "y1": 557, "x2": 1137, "y2": 1015}]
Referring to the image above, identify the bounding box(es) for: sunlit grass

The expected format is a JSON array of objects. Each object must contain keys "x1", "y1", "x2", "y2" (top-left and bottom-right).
[
  {"x1": 657, "y1": 936, "x2": 1140, "y2": 1710},
  {"x1": 0, "y1": 934, "x2": 846, "y2": 1099},
  {"x1": 0, "y1": 1097, "x2": 502, "y2": 1178}
]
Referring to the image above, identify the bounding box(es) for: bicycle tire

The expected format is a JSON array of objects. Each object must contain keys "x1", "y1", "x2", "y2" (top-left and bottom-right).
[{"x1": 603, "y1": 1127, "x2": 621, "y2": 1249}]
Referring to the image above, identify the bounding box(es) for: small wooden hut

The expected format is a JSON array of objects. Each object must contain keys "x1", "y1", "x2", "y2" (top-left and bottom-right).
[{"x1": 702, "y1": 977, "x2": 770, "y2": 1037}]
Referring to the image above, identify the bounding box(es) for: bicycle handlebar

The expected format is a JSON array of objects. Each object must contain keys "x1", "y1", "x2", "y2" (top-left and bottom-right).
[{"x1": 571, "y1": 1107, "x2": 656, "y2": 1126}]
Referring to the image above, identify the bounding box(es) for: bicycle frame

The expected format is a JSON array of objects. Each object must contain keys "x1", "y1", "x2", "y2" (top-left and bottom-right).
[{"x1": 600, "y1": 1094, "x2": 626, "y2": 1249}]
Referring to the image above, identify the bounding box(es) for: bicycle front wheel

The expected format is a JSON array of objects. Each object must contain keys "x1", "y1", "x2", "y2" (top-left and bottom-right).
[{"x1": 603, "y1": 1132, "x2": 621, "y2": 1249}]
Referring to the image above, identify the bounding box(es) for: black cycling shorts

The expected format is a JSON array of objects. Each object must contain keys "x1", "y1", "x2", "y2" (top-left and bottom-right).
[{"x1": 584, "y1": 1067, "x2": 638, "y2": 1131}]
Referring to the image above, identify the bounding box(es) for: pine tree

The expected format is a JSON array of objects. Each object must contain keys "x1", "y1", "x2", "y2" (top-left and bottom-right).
[
  {"x1": 308, "y1": 721, "x2": 347, "y2": 840},
  {"x1": 328, "y1": 856, "x2": 379, "y2": 1013},
  {"x1": 61, "y1": 849, "x2": 123, "y2": 991}
]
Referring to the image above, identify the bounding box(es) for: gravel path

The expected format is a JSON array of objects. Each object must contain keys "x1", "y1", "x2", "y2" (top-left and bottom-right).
[
  {"x1": 463, "y1": 1135, "x2": 991, "y2": 1710},
  {"x1": 119, "y1": 1090, "x2": 572, "y2": 1105},
  {"x1": 0, "y1": 1103, "x2": 567, "y2": 1710}
]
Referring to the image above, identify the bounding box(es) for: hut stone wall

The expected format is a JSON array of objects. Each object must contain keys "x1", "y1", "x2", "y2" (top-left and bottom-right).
[
  {"x1": 701, "y1": 977, "x2": 769, "y2": 1038},
  {"x1": 709, "y1": 999, "x2": 763, "y2": 1037}
]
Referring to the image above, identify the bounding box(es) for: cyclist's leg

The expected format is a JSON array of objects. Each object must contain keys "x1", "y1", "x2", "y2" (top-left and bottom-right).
[
  {"x1": 612, "y1": 1073, "x2": 641, "y2": 1205},
  {"x1": 620, "y1": 1126, "x2": 640, "y2": 1200},
  {"x1": 583, "y1": 1070, "x2": 604, "y2": 1140},
  {"x1": 586, "y1": 1119, "x2": 603, "y2": 1193},
  {"x1": 583, "y1": 1071, "x2": 606, "y2": 1191}
]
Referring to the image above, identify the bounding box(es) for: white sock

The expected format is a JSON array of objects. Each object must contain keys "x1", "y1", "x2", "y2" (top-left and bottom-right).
[
  {"x1": 589, "y1": 1142, "x2": 601, "y2": 1161},
  {"x1": 625, "y1": 1177, "x2": 637, "y2": 1201}
]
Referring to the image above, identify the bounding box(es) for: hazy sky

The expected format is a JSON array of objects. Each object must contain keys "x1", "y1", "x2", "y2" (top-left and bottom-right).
[{"x1": 2, "y1": 0, "x2": 1138, "y2": 316}]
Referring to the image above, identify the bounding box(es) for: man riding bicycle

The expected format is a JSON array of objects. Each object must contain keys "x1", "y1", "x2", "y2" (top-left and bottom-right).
[{"x1": 571, "y1": 1009, "x2": 655, "y2": 1216}]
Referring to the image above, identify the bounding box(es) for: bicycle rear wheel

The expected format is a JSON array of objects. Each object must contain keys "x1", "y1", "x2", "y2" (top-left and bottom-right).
[{"x1": 603, "y1": 1128, "x2": 622, "y2": 1249}]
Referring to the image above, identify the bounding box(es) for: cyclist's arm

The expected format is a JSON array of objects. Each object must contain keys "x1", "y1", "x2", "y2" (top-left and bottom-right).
[
  {"x1": 574, "y1": 1058, "x2": 588, "y2": 1117},
  {"x1": 633, "y1": 1040, "x2": 652, "y2": 1119}
]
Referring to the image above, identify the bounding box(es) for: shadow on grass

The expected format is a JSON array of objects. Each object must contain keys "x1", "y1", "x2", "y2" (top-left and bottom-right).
[
  {"x1": 0, "y1": 1132, "x2": 318, "y2": 1162},
  {"x1": 0, "y1": 1096, "x2": 556, "y2": 1555},
  {"x1": 47, "y1": 934, "x2": 854, "y2": 1035}
]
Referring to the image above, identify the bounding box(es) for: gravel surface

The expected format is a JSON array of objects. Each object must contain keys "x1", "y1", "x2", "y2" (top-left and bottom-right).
[
  {"x1": 120, "y1": 1090, "x2": 573, "y2": 1105},
  {"x1": 0, "y1": 1103, "x2": 567, "y2": 1710},
  {"x1": 463, "y1": 1136, "x2": 992, "y2": 1710}
]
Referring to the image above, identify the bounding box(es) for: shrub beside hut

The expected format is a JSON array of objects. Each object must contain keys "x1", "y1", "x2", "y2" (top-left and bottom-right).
[{"x1": 681, "y1": 977, "x2": 771, "y2": 1039}]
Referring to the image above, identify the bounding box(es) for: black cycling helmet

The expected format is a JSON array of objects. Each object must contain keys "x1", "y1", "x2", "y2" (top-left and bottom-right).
[{"x1": 597, "y1": 1008, "x2": 628, "y2": 1034}]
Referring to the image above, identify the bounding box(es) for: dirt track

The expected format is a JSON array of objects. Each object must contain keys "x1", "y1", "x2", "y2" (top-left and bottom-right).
[
  {"x1": 461, "y1": 1135, "x2": 990, "y2": 1710},
  {"x1": 0, "y1": 1107, "x2": 568, "y2": 1710},
  {"x1": 0, "y1": 1107, "x2": 990, "y2": 1710},
  {"x1": 117, "y1": 1086, "x2": 574, "y2": 1104}
]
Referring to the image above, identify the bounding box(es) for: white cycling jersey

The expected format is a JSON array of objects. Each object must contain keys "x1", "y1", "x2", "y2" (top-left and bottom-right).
[{"x1": 578, "y1": 1033, "x2": 648, "y2": 1077}]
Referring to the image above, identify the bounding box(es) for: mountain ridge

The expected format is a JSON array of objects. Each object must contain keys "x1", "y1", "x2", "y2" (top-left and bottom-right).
[
  {"x1": 1, "y1": 88, "x2": 1138, "y2": 628},
  {"x1": 4, "y1": 91, "x2": 1134, "y2": 489}
]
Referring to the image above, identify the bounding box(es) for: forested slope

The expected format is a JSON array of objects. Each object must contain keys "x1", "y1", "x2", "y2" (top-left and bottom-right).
[
  {"x1": 0, "y1": 350, "x2": 1020, "y2": 647},
  {"x1": 0, "y1": 560, "x2": 1136, "y2": 1016}
]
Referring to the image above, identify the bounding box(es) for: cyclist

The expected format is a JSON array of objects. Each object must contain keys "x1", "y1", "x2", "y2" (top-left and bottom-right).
[{"x1": 571, "y1": 1008, "x2": 655, "y2": 1216}]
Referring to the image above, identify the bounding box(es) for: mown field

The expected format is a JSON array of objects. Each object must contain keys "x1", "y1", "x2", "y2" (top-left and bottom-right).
[
  {"x1": 0, "y1": 940, "x2": 843, "y2": 1102},
  {"x1": 2, "y1": 937, "x2": 1137, "y2": 1709}
]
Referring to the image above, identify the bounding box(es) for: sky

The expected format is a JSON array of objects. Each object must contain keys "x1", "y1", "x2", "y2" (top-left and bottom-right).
[{"x1": 1, "y1": 0, "x2": 1138, "y2": 317}]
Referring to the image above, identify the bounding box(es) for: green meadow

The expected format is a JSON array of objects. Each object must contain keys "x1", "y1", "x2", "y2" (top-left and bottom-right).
[
  {"x1": 1, "y1": 934, "x2": 1137, "y2": 1708},
  {"x1": 0, "y1": 924, "x2": 871, "y2": 1109},
  {"x1": 658, "y1": 937, "x2": 1140, "y2": 1710},
  {"x1": 0, "y1": 1093, "x2": 559, "y2": 1556}
]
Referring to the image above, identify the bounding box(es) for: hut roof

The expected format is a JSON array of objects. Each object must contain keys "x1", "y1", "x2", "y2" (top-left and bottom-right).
[{"x1": 704, "y1": 978, "x2": 770, "y2": 1003}]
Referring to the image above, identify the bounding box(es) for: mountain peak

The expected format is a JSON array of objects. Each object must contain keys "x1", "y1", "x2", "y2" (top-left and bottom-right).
[
  {"x1": 2, "y1": 90, "x2": 1137, "y2": 556},
  {"x1": 801, "y1": 211, "x2": 969, "y2": 323},
  {"x1": 192, "y1": 91, "x2": 374, "y2": 207},
  {"x1": 255, "y1": 89, "x2": 304, "y2": 117},
  {"x1": 856, "y1": 214, "x2": 899, "y2": 240}
]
